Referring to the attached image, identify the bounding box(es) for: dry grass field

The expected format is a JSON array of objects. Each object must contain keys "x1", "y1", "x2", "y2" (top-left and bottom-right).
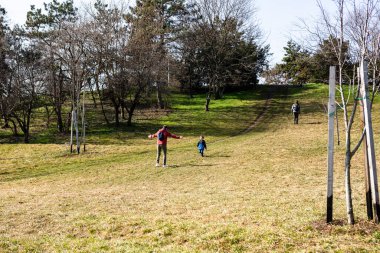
[{"x1": 1, "y1": 85, "x2": 380, "y2": 252}]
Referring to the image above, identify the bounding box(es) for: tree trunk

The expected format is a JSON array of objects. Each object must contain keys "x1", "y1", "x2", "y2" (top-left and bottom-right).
[
  {"x1": 345, "y1": 147, "x2": 355, "y2": 224},
  {"x1": 44, "y1": 105, "x2": 51, "y2": 129},
  {"x1": 344, "y1": 128, "x2": 355, "y2": 225},
  {"x1": 55, "y1": 67, "x2": 65, "y2": 133},
  {"x1": 157, "y1": 82, "x2": 165, "y2": 109},
  {"x1": 113, "y1": 103, "x2": 120, "y2": 126},
  {"x1": 127, "y1": 109, "x2": 134, "y2": 126},
  {"x1": 121, "y1": 106, "x2": 126, "y2": 120},
  {"x1": 100, "y1": 100, "x2": 110, "y2": 125},
  {"x1": 95, "y1": 76, "x2": 110, "y2": 125},
  {"x1": 9, "y1": 118, "x2": 18, "y2": 136},
  {"x1": 55, "y1": 103, "x2": 64, "y2": 133},
  {"x1": 213, "y1": 86, "x2": 220, "y2": 100},
  {"x1": 24, "y1": 129, "x2": 30, "y2": 143},
  {"x1": 188, "y1": 77, "x2": 193, "y2": 99},
  {"x1": 1, "y1": 115, "x2": 10, "y2": 129}
]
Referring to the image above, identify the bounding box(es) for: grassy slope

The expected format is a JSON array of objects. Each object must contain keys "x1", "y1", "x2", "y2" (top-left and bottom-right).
[{"x1": 1, "y1": 85, "x2": 380, "y2": 252}]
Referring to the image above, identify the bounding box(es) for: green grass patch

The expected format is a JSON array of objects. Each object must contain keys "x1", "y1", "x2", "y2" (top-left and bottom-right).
[{"x1": 1, "y1": 84, "x2": 380, "y2": 252}]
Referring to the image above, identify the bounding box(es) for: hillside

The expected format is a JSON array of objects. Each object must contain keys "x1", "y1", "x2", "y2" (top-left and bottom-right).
[{"x1": 1, "y1": 84, "x2": 380, "y2": 252}]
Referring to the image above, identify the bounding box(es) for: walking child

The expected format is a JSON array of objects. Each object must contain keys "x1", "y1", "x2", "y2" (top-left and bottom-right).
[{"x1": 197, "y1": 135, "x2": 207, "y2": 157}]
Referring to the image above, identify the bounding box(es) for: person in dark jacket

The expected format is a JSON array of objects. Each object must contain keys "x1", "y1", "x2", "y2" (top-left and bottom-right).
[
  {"x1": 197, "y1": 135, "x2": 207, "y2": 157},
  {"x1": 148, "y1": 125, "x2": 183, "y2": 167},
  {"x1": 291, "y1": 100, "x2": 301, "y2": 124}
]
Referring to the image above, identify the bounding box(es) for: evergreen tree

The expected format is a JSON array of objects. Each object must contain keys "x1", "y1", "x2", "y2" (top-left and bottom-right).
[{"x1": 279, "y1": 40, "x2": 312, "y2": 84}]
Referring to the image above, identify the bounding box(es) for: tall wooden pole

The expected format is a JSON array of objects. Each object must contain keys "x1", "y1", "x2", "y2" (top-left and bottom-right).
[
  {"x1": 74, "y1": 109, "x2": 80, "y2": 154},
  {"x1": 70, "y1": 110, "x2": 74, "y2": 153},
  {"x1": 358, "y1": 66, "x2": 373, "y2": 220},
  {"x1": 327, "y1": 66, "x2": 336, "y2": 223},
  {"x1": 360, "y1": 60, "x2": 380, "y2": 223},
  {"x1": 82, "y1": 90, "x2": 86, "y2": 153},
  {"x1": 75, "y1": 81, "x2": 81, "y2": 154}
]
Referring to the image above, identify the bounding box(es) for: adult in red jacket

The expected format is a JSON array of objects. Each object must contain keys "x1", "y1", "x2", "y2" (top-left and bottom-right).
[{"x1": 148, "y1": 125, "x2": 183, "y2": 167}]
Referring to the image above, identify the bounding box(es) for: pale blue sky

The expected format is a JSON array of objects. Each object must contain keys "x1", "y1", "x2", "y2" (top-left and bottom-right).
[
  {"x1": 1, "y1": 0, "x2": 336, "y2": 65},
  {"x1": 255, "y1": 0, "x2": 336, "y2": 65}
]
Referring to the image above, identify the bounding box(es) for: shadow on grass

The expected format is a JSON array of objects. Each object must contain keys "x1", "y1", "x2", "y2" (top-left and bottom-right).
[
  {"x1": 304, "y1": 122, "x2": 323, "y2": 125},
  {"x1": 187, "y1": 163, "x2": 213, "y2": 167},
  {"x1": 207, "y1": 154, "x2": 231, "y2": 158}
]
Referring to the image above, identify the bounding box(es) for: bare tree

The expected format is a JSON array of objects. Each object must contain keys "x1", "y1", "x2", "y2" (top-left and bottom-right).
[
  {"x1": 26, "y1": 0, "x2": 77, "y2": 133},
  {"x1": 6, "y1": 27, "x2": 45, "y2": 143},
  {"x1": 51, "y1": 19, "x2": 91, "y2": 152},
  {"x1": 313, "y1": 0, "x2": 380, "y2": 224},
  {"x1": 346, "y1": 0, "x2": 380, "y2": 99}
]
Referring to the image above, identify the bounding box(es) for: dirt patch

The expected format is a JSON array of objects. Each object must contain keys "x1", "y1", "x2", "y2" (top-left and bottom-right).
[
  {"x1": 240, "y1": 98, "x2": 272, "y2": 134},
  {"x1": 311, "y1": 218, "x2": 380, "y2": 235}
]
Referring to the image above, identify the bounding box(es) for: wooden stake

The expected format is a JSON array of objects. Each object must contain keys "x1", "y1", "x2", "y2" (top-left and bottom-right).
[
  {"x1": 74, "y1": 109, "x2": 80, "y2": 154},
  {"x1": 70, "y1": 110, "x2": 74, "y2": 153},
  {"x1": 360, "y1": 60, "x2": 380, "y2": 223},
  {"x1": 358, "y1": 66, "x2": 373, "y2": 220},
  {"x1": 327, "y1": 66, "x2": 336, "y2": 223},
  {"x1": 82, "y1": 90, "x2": 86, "y2": 153}
]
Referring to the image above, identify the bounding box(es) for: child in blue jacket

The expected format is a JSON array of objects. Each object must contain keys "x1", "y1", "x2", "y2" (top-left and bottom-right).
[{"x1": 197, "y1": 135, "x2": 207, "y2": 157}]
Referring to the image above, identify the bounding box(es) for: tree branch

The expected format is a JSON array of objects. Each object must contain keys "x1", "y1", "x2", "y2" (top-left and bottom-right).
[{"x1": 351, "y1": 128, "x2": 366, "y2": 157}]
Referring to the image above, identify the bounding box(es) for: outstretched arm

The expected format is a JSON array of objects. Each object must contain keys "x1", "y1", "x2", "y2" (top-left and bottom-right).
[
  {"x1": 170, "y1": 133, "x2": 183, "y2": 139},
  {"x1": 148, "y1": 132, "x2": 158, "y2": 139}
]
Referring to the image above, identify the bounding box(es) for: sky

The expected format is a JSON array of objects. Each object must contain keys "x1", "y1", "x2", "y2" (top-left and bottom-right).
[{"x1": 0, "y1": 0, "x2": 336, "y2": 65}]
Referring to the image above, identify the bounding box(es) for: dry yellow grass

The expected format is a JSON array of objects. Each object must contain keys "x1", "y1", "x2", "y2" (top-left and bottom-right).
[{"x1": 1, "y1": 86, "x2": 380, "y2": 252}]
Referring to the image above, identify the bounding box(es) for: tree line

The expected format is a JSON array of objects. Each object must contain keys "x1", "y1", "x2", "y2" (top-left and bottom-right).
[
  {"x1": 264, "y1": 0, "x2": 380, "y2": 87},
  {"x1": 0, "y1": 0, "x2": 269, "y2": 143}
]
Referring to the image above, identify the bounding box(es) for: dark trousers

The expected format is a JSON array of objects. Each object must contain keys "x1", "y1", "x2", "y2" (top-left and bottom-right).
[
  {"x1": 293, "y1": 112, "x2": 299, "y2": 124},
  {"x1": 156, "y1": 144, "x2": 167, "y2": 165}
]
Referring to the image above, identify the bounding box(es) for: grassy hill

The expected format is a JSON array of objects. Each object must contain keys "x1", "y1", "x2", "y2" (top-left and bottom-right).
[{"x1": 1, "y1": 84, "x2": 380, "y2": 252}]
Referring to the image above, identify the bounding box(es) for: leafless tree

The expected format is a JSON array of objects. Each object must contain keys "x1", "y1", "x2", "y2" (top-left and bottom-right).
[
  {"x1": 51, "y1": 19, "x2": 91, "y2": 152},
  {"x1": 25, "y1": 0, "x2": 77, "y2": 133},
  {"x1": 6, "y1": 28, "x2": 45, "y2": 143},
  {"x1": 346, "y1": 0, "x2": 380, "y2": 99},
  {"x1": 312, "y1": 0, "x2": 380, "y2": 224}
]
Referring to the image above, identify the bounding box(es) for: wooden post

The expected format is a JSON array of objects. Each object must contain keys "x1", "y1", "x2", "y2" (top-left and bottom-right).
[
  {"x1": 358, "y1": 66, "x2": 373, "y2": 220},
  {"x1": 82, "y1": 90, "x2": 86, "y2": 153},
  {"x1": 74, "y1": 109, "x2": 80, "y2": 154},
  {"x1": 360, "y1": 60, "x2": 380, "y2": 223},
  {"x1": 70, "y1": 110, "x2": 74, "y2": 153},
  {"x1": 327, "y1": 66, "x2": 336, "y2": 223}
]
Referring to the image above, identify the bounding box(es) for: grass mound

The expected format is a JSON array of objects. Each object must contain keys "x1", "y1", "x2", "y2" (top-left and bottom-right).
[{"x1": 1, "y1": 84, "x2": 380, "y2": 252}]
